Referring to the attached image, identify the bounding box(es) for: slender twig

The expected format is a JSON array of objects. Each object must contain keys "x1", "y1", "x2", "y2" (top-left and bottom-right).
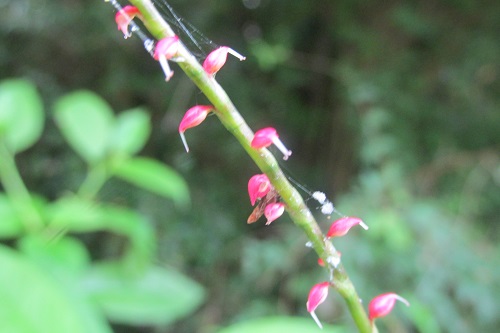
[{"x1": 124, "y1": 1, "x2": 375, "y2": 331}]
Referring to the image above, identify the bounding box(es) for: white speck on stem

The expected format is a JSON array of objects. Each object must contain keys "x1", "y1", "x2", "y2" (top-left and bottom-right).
[{"x1": 327, "y1": 255, "x2": 341, "y2": 268}]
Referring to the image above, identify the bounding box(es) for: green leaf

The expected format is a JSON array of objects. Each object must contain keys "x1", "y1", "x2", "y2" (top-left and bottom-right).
[
  {"x1": 113, "y1": 157, "x2": 190, "y2": 207},
  {"x1": 217, "y1": 316, "x2": 344, "y2": 333},
  {"x1": 0, "y1": 194, "x2": 23, "y2": 238},
  {"x1": 48, "y1": 198, "x2": 151, "y2": 239},
  {"x1": 18, "y1": 235, "x2": 91, "y2": 275},
  {"x1": 250, "y1": 41, "x2": 290, "y2": 70},
  {"x1": 405, "y1": 297, "x2": 441, "y2": 333},
  {"x1": 47, "y1": 196, "x2": 103, "y2": 232},
  {"x1": 0, "y1": 244, "x2": 111, "y2": 333},
  {"x1": 81, "y1": 262, "x2": 205, "y2": 326},
  {"x1": 54, "y1": 91, "x2": 114, "y2": 164},
  {"x1": 96, "y1": 205, "x2": 156, "y2": 269},
  {"x1": 110, "y1": 107, "x2": 151, "y2": 156},
  {"x1": 47, "y1": 198, "x2": 156, "y2": 266},
  {"x1": 0, "y1": 79, "x2": 44, "y2": 153}
]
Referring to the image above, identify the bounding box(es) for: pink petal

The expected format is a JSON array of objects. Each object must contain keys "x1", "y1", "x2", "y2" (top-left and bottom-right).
[
  {"x1": 203, "y1": 47, "x2": 229, "y2": 75},
  {"x1": 326, "y1": 216, "x2": 368, "y2": 238},
  {"x1": 368, "y1": 292, "x2": 410, "y2": 321},
  {"x1": 251, "y1": 127, "x2": 277, "y2": 149},
  {"x1": 264, "y1": 202, "x2": 285, "y2": 225},
  {"x1": 178, "y1": 105, "x2": 214, "y2": 152},
  {"x1": 306, "y1": 282, "x2": 330, "y2": 328},
  {"x1": 248, "y1": 174, "x2": 271, "y2": 206},
  {"x1": 115, "y1": 5, "x2": 140, "y2": 39},
  {"x1": 154, "y1": 36, "x2": 180, "y2": 60}
]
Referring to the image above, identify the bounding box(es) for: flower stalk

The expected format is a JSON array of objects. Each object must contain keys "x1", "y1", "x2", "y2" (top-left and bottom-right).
[{"x1": 123, "y1": 1, "x2": 375, "y2": 331}]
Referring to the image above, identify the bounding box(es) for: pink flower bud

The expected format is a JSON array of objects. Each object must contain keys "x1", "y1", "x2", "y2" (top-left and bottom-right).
[
  {"x1": 203, "y1": 46, "x2": 246, "y2": 75},
  {"x1": 264, "y1": 202, "x2": 285, "y2": 225},
  {"x1": 154, "y1": 36, "x2": 180, "y2": 81},
  {"x1": 179, "y1": 105, "x2": 214, "y2": 152},
  {"x1": 368, "y1": 292, "x2": 410, "y2": 322},
  {"x1": 248, "y1": 174, "x2": 271, "y2": 206},
  {"x1": 326, "y1": 216, "x2": 369, "y2": 239},
  {"x1": 115, "y1": 5, "x2": 141, "y2": 39},
  {"x1": 306, "y1": 282, "x2": 330, "y2": 329},
  {"x1": 251, "y1": 127, "x2": 292, "y2": 160}
]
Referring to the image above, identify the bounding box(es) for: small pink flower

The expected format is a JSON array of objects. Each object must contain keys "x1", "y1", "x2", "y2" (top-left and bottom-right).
[
  {"x1": 368, "y1": 292, "x2": 410, "y2": 322},
  {"x1": 306, "y1": 282, "x2": 330, "y2": 329},
  {"x1": 115, "y1": 5, "x2": 141, "y2": 39},
  {"x1": 179, "y1": 105, "x2": 214, "y2": 152},
  {"x1": 326, "y1": 216, "x2": 369, "y2": 239},
  {"x1": 203, "y1": 46, "x2": 246, "y2": 75},
  {"x1": 248, "y1": 174, "x2": 271, "y2": 206},
  {"x1": 264, "y1": 202, "x2": 285, "y2": 225},
  {"x1": 154, "y1": 36, "x2": 180, "y2": 81},
  {"x1": 251, "y1": 127, "x2": 292, "y2": 160},
  {"x1": 317, "y1": 258, "x2": 325, "y2": 267}
]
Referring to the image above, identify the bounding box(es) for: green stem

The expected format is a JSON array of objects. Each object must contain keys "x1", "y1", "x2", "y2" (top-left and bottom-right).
[
  {"x1": 125, "y1": 1, "x2": 375, "y2": 331},
  {"x1": 77, "y1": 162, "x2": 109, "y2": 200},
  {"x1": 0, "y1": 143, "x2": 43, "y2": 231}
]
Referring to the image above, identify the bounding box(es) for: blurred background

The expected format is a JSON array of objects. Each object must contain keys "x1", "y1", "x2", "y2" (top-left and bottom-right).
[{"x1": 0, "y1": 0, "x2": 499, "y2": 332}]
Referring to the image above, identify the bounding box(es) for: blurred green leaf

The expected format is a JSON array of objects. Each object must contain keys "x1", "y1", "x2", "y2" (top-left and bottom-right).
[
  {"x1": 113, "y1": 157, "x2": 190, "y2": 207},
  {"x1": 249, "y1": 40, "x2": 290, "y2": 70},
  {"x1": 81, "y1": 261, "x2": 205, "y2": 326},
  {"x1": 110, "y1": 107, "x2": 151, "y2": 156},
  {"x1": 0, "y1": 194, "x2": 23, "y2": 238},
  {"x1": 47, "y1": 196, "x2": 102, "y2": 232},
  {"x1": 0, "y1": 244, "x2": 111, "y2": 333},
  {"x1": 0, "y1": 79, "x2": 44, "y2": 153},
  {"x1": 47, "y1": 196, "x2": 151, "y2": 237},
  {"x1": 97, "y1": 205, "x2": 156, "y2": 270},
  {"x1": 217, "y1": 316, "x2": 344, "y2": 333},
  {"x1": 366, "y1": 208, "x2": 413, "y2": 251},
  {"x1": 47, "y1": 198, "x2": 156, "y2": 267},
  {"x1": 18, "y1": 235, "x2": 91, "y2": 275},
  {"x1": 405, "y1": 297, "x2": 441, "y2": 333},
  {"x1": 54, "y1": 91, "x2": 114, "y2": 164}
]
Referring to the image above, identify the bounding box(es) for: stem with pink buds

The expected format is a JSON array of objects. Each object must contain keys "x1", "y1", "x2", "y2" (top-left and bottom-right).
[{"x1": 126, "y1": 1, "x2": 376, "y2": 331}]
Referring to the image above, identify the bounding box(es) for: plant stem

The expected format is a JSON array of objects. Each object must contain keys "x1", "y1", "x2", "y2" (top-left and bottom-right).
[
  {"x1": 77, "y1": 162, "x2": 109, "y2": 200},
  {"x1": 125, "y1": 1, "x2": 375, "y2": 331},
  {"x1": 0, "y1": 143, "x2": 43, "y2": 231}
]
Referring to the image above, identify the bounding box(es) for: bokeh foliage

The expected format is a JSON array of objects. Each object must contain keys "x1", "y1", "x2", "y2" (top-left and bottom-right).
[{"x1": 1, "y1": 0, "x2": 499, "y2": 332}]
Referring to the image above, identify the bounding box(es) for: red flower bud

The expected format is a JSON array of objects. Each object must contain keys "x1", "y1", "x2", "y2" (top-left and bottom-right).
[
  {"x1": 326, "y1": 216, "x2": 368, "y2": 238},
  {"x1": 306, "y1": 282, "x2": 330, "y2": 329},
  {"x1": 368, "y1": 292, "x2": 410, "y2": 322},
  {"x1": 115, "y1": 5, "x2": 141, "y2": 39},
  {"x1": 248, "y1": 174, "x2": 271, "y2": 206},
  {"x1": 203, "y1": 46, "x2": 246, "y2": 75},
  {"x1": 154, "y1": 36, "x2": 180, "y2": 81},
  {"x1": 251, "y1": 127, "x2": 292, "y2": 160},
  {"x1": 264, "y1": 202, "x2": 285, "y2": 225},
  {"x1": 179, "y1": 105, "x2": 214, "y2": 152}
]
